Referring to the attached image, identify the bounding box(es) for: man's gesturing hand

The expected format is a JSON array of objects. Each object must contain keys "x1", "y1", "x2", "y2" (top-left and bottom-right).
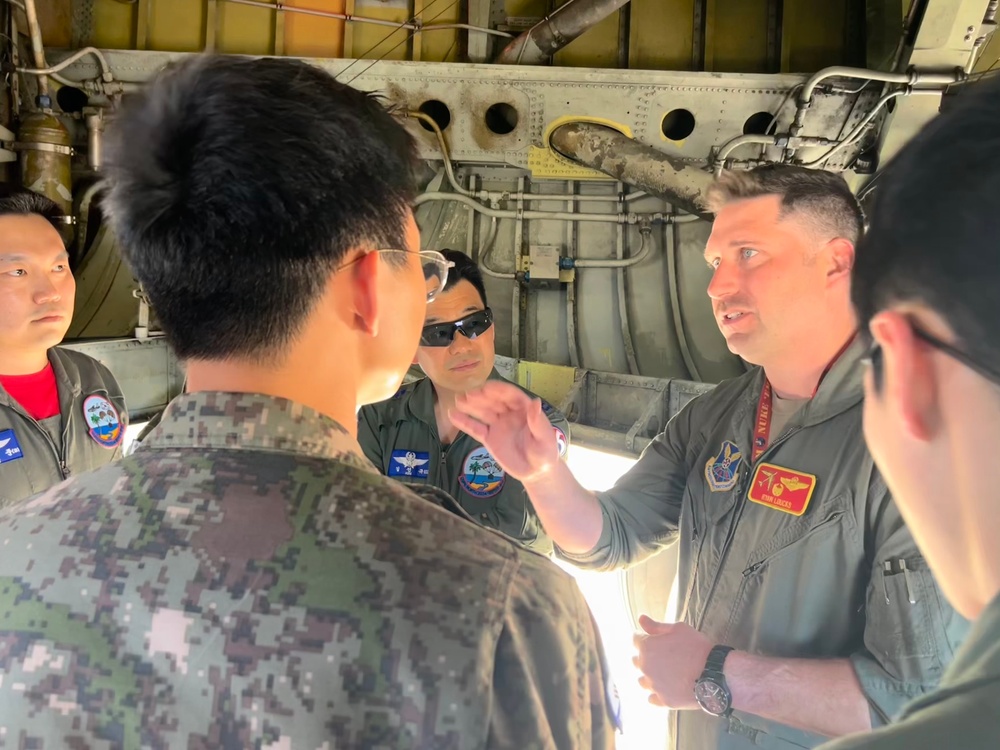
[
  {"x1": 451, "y1": 381, "x2": 560, "y2": 484},
  {"x1": 634, "y1": 615, "x2": 714, "y2": 710}
]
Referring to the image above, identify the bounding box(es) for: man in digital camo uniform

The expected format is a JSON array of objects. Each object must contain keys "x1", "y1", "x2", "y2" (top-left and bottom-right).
[
  {"x1": 359, "y1": 249, "x2": 569, "y2": 553},
  {"x1": 0, "y1": 55, "x2": 618, "y2": 749}
]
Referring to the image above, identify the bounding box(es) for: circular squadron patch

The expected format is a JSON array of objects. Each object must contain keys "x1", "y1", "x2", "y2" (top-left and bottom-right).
[
  {"x1": 83, "y1": 394, "x2": 123, "y2": 449},
  {"x1": 459, "y1": 447, "x2": 506, "y2": 498}
]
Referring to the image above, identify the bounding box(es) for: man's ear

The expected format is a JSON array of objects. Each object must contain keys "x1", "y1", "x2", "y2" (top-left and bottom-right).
[
  {"x1": 824, "y1": 238, "x2": 855, "y2": 285},
  {"x1": 871, "y1": 311, "x2": 938, "y2": 442},
  {"x1": 345, "y1": 251, "x2": 380, "y2": 337}
]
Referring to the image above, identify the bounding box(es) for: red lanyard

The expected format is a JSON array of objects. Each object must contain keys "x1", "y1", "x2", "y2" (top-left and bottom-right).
[
  {"x1": 752, "y1": 381, "x2": 773, "y2": 463},
  {"x1": 751, "y1": 334, "x2": 857, "y2": 463}
]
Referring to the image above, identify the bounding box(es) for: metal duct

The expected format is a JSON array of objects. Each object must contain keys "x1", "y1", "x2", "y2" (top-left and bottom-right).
[
  {"x1": 549, "y1": 122, "x2": 714, "y2": 220},
  {"x1": 496, "y1": 0, "x2": 633, "y2": 65}
]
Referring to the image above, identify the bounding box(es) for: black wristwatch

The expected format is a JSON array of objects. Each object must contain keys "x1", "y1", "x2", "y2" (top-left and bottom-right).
[{"x1": 694, "y1": 645, "x2": 734, "y2": 717}]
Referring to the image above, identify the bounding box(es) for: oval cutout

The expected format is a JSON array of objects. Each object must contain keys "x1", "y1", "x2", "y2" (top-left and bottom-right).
[
  {"x1": 661, "y1": 109, "x2": 695, "y2": 141},
  {"x1": 417, "y1": 100, "x2": 451, "y2": 132},
  {"x1": 743, "y1": 111, "x2": 776, "y2": 135},
  {"x1": 485, "y1": 102, "x2": 519, "y2": 135}
]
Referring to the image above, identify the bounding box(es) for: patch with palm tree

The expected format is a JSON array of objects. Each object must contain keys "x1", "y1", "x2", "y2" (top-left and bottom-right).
[
  {"x1": 83, "y1": 394, "x2": 123, "y2": 449},
  {"x1": 459, "y1": 447, "x2": 506, "y2": 498}
]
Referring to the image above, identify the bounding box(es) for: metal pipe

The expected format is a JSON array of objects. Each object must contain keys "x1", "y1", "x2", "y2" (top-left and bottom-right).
[
  {"x1": 566, "y1": 181, "x2": 582, "y2": 369},
  {"x1": 800, "y1": 87, "x2": 943, "y2": 168},
  {"x1": 21, "y1": 0, "x2": 47, "y2": 96},
  {"x1": 496, "y1": 0, "x2": 633, "y2": 65},
  {"x1": 224, "y1": 0, "x2": 512, "y2": 36},
  {"x1": 85, "y1": 110, "x2": 103, "y2": 170},
  {"x1": 479, "y1": 216, "x2": 516, "y2": 279},
  {"x1": 574, "y1": 224, "x2": 653, "y2": 267},
  {"x1": 616, "y1": 215, "x2": 640, "y2": 375},
  {"x1": 414, "y1": 191, "x2": 699, "y2": 225},
  {"x1": 792, "y1": 66, "x2": 964, "y2": 135},
  {"x1": 18, "y1": 46, "x2": 112, "y2": 80},
  {"x1": 549, "y1": 121, "x2": 714, "y2": 220},
  {"x1": 668, "y1": 220, "x2": 701, "y2": 381}
]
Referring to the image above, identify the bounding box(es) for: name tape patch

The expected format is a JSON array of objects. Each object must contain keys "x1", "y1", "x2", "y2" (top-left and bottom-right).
[
  {"x1": 0, "y1": 430, "x2": 24, "y2": 464},
  {"x1": 748, "y1": 462, "x2": 817, "y2": 516},
  {"x1": 389, "y1": 450, "x2": 431, "y2": 479}
]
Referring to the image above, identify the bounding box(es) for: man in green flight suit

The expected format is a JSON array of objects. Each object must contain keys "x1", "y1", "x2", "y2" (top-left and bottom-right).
[
  {"x1": 358, "y1": 250, "x2": 569, "y2": 554},
  {"x1": 817, "y1": 66, "x2": 1000, "y2": 750},
  {"x1": 0, "y1": 185, "x2": 126, "y2": 507}
]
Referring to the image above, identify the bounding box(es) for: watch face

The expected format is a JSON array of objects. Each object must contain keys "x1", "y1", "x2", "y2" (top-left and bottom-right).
[{"x1": 695, "y1": 678, "x2": 731, "y2": 716}]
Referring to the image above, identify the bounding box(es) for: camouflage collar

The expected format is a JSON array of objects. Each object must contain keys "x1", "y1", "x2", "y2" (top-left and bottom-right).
[{"x1": 137, "y1": 391, "x2": 376, "y2": 471}]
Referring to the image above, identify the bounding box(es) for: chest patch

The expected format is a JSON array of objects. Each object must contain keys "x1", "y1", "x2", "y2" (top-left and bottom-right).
[
  {"x1": 0, "y1": 429, "x2": 24, "y2": 464},
  {"x1": 554, "y1": 425, "x2": 568, "y2": 457},
  {"x1": 748, "y1": 462, "x2": 817, "y2": 516},
  {"x1": 83, "y1": 394, "x2": 123, "y2": 449},
  {"x1": 459, "y1": 447, "x2": 506, "y2": 498},
  {"x1": 389, "y1": 450, "x2": 431, "y2": 479},
  {"x1": 705, "y1": 441, "x2": 743, "y2": 492}
]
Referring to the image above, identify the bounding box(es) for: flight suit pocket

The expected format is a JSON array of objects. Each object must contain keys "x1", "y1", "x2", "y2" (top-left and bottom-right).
[{"x1": 864, "y1": 558, "x2": 947, "y2": 683}]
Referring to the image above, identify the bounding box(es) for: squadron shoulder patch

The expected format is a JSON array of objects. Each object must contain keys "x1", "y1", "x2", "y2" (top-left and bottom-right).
[
  {"x1": 553, "y1": 425, "x2": 568, "y2": 457},
  {"x1": 459, "y1": 447, "x2": 505, "y2": 498},
  {"x1": 389, "y1": 450, "x2": 430, "y2": 479},
  {"x1": 748, "y1": 462, "x2": 817, "y2": 516},
  {"x1": 83, "y1": 394, "x2": 123, "y2": 449},
  {"x1": 705, "y1": 441, "x2": 743, "y2": 492},
  {"x1": 0, "y1": 429, "x2": 24, "y2": 463}
]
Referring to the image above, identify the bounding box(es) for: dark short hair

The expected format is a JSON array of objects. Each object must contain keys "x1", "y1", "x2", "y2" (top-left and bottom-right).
[
  {"x1": 442, "y1": 249, "x2": 487, "y2": 307},
  {"x1": 708, "y1": 164, "x2": 864, "y2": 245},
  {"x1": 0, "y1": 185, "x2": 63, "y2": 229},
  {"x1": 101, "y1": 55, "x2": 418, "y2": 362},
  {"x1": 852, "y1": 74, "x2": 1000, "y2": 375}
]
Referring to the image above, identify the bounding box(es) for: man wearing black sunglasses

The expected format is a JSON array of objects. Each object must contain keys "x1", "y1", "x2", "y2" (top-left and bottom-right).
[
  {"x1": 817, "y1": 73, "x2": 1000, "y2": 750},
  {"x1": 358, "y1": 249, "x2": 569, "y2": 553}
]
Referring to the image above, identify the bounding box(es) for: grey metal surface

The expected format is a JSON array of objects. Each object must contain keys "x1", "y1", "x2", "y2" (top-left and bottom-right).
[
  {"x1": 60, "y1": 337, "x2": 185, "y2": 421},
  {"x1": 51, "y1": 49, "x2": 872, "y2": 171}
]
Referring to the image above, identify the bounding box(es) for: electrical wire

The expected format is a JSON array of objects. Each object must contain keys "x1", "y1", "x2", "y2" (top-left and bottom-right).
[{"x1": 799, "y1": 90, "x2": 906, "y2": 168}]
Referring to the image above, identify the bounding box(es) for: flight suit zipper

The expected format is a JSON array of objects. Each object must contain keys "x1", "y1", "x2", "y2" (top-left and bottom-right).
[{"x1": 694, "y1": 424, "x2": 800, "y2": 631}]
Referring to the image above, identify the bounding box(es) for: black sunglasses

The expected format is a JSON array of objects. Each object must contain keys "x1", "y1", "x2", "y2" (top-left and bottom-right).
[
  {"x1": 420, "y1": 308, "x2": 494, "y2": 348},
  {"x1": 863, "y1": 324, "x2": 1000, "y2": 389}
]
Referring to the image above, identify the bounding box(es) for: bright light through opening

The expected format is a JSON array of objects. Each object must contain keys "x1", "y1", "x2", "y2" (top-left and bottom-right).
[{"x1": 563, "y1": 445, "x2": 671, "y2": 750}]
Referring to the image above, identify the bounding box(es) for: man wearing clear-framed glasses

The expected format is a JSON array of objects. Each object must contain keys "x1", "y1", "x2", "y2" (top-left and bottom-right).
[
  {"x1": 0, "y1": 56, "x2": 618, "y2": 748},
  {"x1": 358, "y1": 249, "x2": 569, "y2": 553},
  {"x1": 816, "y1": 71, "x2": 1000, "y2": 750}
]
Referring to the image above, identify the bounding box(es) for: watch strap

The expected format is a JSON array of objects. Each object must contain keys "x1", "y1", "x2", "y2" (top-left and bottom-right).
[{"x1": 704, "y1": 644, "x2": 734, "y2": 676}]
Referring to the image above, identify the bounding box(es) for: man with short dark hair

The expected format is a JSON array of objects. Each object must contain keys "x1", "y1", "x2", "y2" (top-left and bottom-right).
[
  {"x1": 0, "y1": 56, "x2": 618, "y2": 749},
  {"x1": 453, "y1": 164, "x2": 967, "y2": 749},
  {"x1": 0, "y1": 185, "x2": 125, "y2": 507},
  {"x1": 816, "y1": 73, "x2": 1000, "y2": 750},
  {"x1": 358, "y1": 249, "x2": 569, "y2": 553}
]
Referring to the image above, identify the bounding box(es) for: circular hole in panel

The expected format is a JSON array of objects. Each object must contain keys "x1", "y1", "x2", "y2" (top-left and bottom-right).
[
  {"x1": 661, "y1": 109, "x2": 696, "y2": 141},
  {"x1": 485, "y1": 102, "x2": 519, "y2": 135},
  {"x1": 417, "y1": 100, "x2": 451, "y2": 132},
  {"x1": 57, "y1": 86, "x2": 88, "y2": 114},
  {"x1": 743, "y1": 111, "x2": 776, "y2": 135}
]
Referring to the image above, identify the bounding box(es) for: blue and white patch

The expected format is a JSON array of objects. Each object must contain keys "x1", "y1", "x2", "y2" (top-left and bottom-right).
[
  {"x1": 541, "y1": 400, "x2": 557, "y2": 417},
  {"x1": 704, "y1": 440, "x2": 743, "y2": 492},
  {"x1": 83, "y1": 394, "x2": 123, "y2": 449},
  {"x1": 389, "y1": 450, "x2": 431, "y2": 479},
  {"x1": 0, "y1": 429, "x2": 24, "y2": 464},
  {"x1": 459, "y1": 447, "x2": 505, "y2": 498},
  {"x1": 553, "y1": 425, "x2": 568, "y2": 458}
]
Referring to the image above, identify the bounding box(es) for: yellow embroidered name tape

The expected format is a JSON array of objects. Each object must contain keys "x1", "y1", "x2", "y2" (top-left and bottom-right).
[{"x1": 748, "y1": 462, "x2": 817, "y2": 516}]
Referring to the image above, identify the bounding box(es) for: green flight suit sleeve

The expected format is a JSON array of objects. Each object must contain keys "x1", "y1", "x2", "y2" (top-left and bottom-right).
[
  {"x1": 849, "y1": 466, "x2": 970, "y2": 727},
  {"x1": 487, "y1": 550, "x2": 618, "y2": 750},
  {"x1": 356, "y1": 404, "x2": 385, "y2": 472},
  {"x1": 557, "y1": 395, "x2": 698, "y2": 572}
]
